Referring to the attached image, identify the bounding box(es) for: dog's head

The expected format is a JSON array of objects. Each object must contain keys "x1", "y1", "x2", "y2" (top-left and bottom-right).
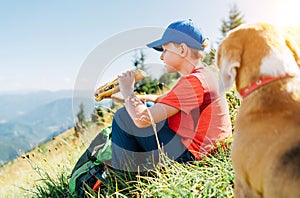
[{"x1": 216, "y1": 23, "x2": 300, "y2": 94}]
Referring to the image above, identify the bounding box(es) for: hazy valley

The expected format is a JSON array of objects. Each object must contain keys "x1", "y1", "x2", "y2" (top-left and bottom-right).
[{"x1": 0, "y1": 90, "x2": 75, "y2": 165}]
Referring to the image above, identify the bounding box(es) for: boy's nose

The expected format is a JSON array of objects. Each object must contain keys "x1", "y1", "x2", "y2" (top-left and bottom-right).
[{"x1": 160, "y1": 53, "x2": 164, "y2": 60}]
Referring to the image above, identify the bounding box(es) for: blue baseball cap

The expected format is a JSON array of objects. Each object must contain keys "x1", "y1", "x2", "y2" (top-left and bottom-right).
[{"x1": 147, "y1": 19, "x2": 207, "y2": 51}]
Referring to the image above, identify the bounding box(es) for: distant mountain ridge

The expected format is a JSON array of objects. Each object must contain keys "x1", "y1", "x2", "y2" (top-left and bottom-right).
[
  {"x1": 0, "y1": 90, "x2": 75, "y2": 165},
  {"x1": 0, "y1": 90, "x2": 73, "y2": 123},
  {"x1": 0, "y1": 90, "x2": 113, "y2": 165}
]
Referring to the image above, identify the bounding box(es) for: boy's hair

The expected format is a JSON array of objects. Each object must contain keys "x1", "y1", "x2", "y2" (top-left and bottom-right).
[
  {"x1": 190, "y1": 47, "x2": 204, "y2": 59},
  {"x1": 173, "y1": 39, "x2": 208, "y2": 59}
]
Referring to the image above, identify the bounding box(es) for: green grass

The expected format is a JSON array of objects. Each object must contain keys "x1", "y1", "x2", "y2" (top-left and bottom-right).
[
  {"x1": 18, "y1": 155, "x2": 71, "y2": 198},
  {"x1": 132, "y1": 143, "x2": 234, "y2": 198},
  {"x1": 23, "y1": 140, "x2": 234, "y2": 198},
  {"x1": 4, "y1": 89, "x2": 240, "y2": 197}
]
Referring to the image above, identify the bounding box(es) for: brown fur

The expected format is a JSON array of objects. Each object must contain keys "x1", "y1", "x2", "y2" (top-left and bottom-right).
[{"x1": 216, "y1": 23, "x2": 300, "y2": 197}]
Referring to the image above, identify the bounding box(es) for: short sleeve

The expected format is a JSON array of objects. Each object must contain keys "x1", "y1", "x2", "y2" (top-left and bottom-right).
[{"x1": 158, "y1": 75, "x2": 204, "y2": 114}]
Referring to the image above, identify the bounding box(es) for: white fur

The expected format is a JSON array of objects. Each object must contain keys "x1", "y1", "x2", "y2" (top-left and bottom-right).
[
  {"x1": 260, "y1": 47, "x2": 300, "y2": 77},
  {"x1": 218, "y1": 56, "x2": 239, "y2": 93},
  {"x1": 286, "y1": 78, "x2": 300, "y2": 101}
]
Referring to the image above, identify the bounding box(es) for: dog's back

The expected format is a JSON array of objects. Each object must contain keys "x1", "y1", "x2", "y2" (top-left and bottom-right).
[
  {"x1": 266, "y1": 79, "x2": 300, "y2": 197},
  {"x1": 217, "y1": 23, "x2": 300, "y2": 198}
]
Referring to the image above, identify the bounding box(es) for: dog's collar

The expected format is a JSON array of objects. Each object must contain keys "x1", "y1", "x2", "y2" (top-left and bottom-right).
[{"x1": 239, "y1": 73, "x2": 291, "y2": 99}]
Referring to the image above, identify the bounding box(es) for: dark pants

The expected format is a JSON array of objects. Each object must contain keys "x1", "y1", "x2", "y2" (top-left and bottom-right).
[{"x1": 111, "y1": 107, "x2": 194, "y2": 172}]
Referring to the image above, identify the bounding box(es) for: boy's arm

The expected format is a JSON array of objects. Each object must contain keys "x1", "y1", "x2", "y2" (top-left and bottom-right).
[
  {"x1": 124, "y1": 93, "x2": 179, "y2": 128},
  {"x1": 111, "y1": 93, "x2": 167, "y2": 103},
  {"x1": 110, "y1": 94, "x2": 159, "y2": 103}
]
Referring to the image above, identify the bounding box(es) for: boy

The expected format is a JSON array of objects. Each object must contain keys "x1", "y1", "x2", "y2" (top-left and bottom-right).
[{"x1": 112, "y1": 19, "x2": 232, "y2": 171}]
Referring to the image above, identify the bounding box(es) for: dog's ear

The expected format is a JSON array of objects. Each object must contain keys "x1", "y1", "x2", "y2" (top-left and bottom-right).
[
  {"x1": 285, "y1": 35, "x2": 300, "y2": 68},
  {"x1": 216, "y1": 40, "x2": 241, "y2": 93}
]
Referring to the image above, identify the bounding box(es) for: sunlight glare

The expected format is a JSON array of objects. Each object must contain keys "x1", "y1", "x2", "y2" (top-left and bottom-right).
[{"x1": 271, "y1": 0, "x2": 300, "y2": 26}]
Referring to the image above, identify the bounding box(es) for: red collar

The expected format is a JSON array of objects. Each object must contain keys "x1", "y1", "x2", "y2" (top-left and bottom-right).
[{"x1": 239, "y1": 74, "x2": 291, "y2": 99}]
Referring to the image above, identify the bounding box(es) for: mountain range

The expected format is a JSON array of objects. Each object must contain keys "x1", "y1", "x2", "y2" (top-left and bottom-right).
[{"x1": 0, "y1": 90, "x2": 97, "y2": 165}]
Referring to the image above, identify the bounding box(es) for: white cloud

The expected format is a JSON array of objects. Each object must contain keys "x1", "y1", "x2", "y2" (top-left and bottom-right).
[{"x1": 0, "y1": 120, "x2": 7, "y2": 124}]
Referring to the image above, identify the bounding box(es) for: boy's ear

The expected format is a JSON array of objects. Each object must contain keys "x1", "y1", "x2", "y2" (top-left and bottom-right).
[{"x1": 179, "y1": 43, "x2": 188, "y2": 57}]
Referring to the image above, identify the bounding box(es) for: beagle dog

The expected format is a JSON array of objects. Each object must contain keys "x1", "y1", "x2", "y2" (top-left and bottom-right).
[{"x1": 216, "y1": 23, "x2": 300, "y2": 198}]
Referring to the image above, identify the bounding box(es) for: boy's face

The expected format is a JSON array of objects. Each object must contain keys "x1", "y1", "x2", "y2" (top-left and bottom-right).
[{"x1": 160, "y1": 42, "x2": 182, "y2": 73}]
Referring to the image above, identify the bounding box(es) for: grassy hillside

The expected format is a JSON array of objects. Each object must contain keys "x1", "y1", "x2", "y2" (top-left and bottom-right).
[
  {"x1": 0, "y1": 125, "x2": 234, "y2": 198},
  {"x1": 1, "y1": 24, "x2": 299, "y2": 198},
  {"x1": 0, "y1": 123, "x2": 109, "y2": 197},
  {"x1": 0, "y1": 89, "x2": 238, "y2": 198},
  {"x1": 0, "y1": 98, "x2": 115, "y2": 197},
  {"x1": 0, "y1": 97, "x2": 75, "y2": 164}
]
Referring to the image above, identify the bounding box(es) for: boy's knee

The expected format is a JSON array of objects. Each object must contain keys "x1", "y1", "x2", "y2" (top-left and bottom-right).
[
  {"x1": 113, "y1": 107, "x2": 133, "y2": 131},
  {"x1": 114, "y1": 107, "x2": 128, "y2": 120}
]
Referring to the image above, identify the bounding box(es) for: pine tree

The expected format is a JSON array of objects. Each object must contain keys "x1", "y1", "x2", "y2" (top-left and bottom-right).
[
  {"x1": 132, "y1": 50, "x2": 161, "y2": 94},
  {"x1": 204, "y1": 4, "x2": 244, "y2": 65},
  {"x1": 133, "y1": 50, "x2": 146, "y2": 71},
  {"x1": 203, "y1": 48, "x2": 216, "y2": 66},
  {"x1": 220, "y1": 4, "x2": 244, "y2": 38},
  {"x1": 74, "y1": 103, "x2": 86, "y2": 137}
]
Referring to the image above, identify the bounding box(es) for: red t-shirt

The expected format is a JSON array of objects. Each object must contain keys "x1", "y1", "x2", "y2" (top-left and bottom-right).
[{"x1": 158, "y1": 67, "x2": 232, "y2": 159}]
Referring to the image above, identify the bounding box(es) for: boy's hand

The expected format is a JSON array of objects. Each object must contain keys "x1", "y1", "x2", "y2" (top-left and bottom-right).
[
  {"x1": 110, "y1": 94, "x2": 124, "y2": 102},
  {"x1": 118, "y1": 70, "x2": 135, "y2": 99}
]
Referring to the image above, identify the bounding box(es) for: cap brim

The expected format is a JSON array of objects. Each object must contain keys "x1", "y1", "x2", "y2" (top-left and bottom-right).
[{"x1": 146, "y1": 39, "x2": 165, "y2": 51}]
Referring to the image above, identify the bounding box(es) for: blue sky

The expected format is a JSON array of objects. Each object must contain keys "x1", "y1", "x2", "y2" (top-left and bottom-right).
[{"x1": 1, "y1": 0, "x2": 300, "y2": 92}]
